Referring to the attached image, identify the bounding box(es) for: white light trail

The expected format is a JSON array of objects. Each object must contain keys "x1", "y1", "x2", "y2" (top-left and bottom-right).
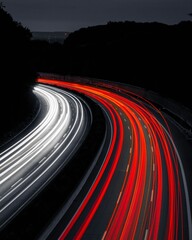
[{"x1": 0, "y1": 84, "x2": 89, "y2": 229}]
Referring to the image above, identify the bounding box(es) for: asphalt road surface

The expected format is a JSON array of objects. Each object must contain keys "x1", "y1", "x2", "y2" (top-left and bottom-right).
[
  {"x1": 0, "y1": 84, "x2": 90, "y2": 229},
  {"x1": 37, "y1": 78, "x2": 192, "y2": 240}
]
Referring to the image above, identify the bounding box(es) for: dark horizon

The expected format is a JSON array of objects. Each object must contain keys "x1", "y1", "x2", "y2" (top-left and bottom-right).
[
  {"x1": 30, "y1": 18, "x2": 192, "y2": 33},
  {"x1": 3, "y1": 0, "x2": 192, "y2": 32}
]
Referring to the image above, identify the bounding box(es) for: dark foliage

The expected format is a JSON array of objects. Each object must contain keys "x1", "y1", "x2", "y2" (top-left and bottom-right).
[
  {"x1": 64, "y1": 21, "x2": 192, "y2": 108},
  {"x1": 1, "y1": 3, "x2": 192, "y2": 134},
  {"x1": 32, "y1": 21, "x2": 192, "y2": 109},
  {"x1": 0, "y1": 3, "x2": 37, "y2": 144},
  {"x1": 30, "y1": 40, "x2": 65, "y2": 74}
]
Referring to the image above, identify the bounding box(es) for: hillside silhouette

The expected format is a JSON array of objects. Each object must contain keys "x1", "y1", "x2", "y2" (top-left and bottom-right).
[
  {"x1": 0, "y1": 3, "x2": 37, "y2": 144},
  {"x1": 33, "y1": 21, "x2": 192, "y2": 109},
  {"x1": 1, "y1": 2, "x2": 192, "y2": 144},
  {"x1": 65, "y1": 21, "x2": 192, "y2": 108}
]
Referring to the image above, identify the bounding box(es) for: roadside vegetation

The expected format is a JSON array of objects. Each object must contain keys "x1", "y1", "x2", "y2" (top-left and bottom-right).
[
  {"x1": 1, "y1": 2, "x2": 192, "y2": 143},
  {"x1": 1, "y1": 2, "x2": 192, "y2": 238},
  {"x1": 0, "y1": 3, "x2": 38, "y2": 145}
]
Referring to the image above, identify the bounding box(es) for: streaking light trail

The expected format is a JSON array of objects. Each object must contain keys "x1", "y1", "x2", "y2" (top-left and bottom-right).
[
  {"x1": 37, "y1": 77, "x2": 192, "y2": 240},
  {"x1": 0, "y1": 84, "x2": 89, "y2": 229}
]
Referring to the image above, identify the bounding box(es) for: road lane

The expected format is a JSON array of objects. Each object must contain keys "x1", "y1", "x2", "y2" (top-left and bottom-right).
[
  {"x1": 37, "y1": 78, "x2": 191, "y2": 240},
  {"x1": 0, "y1": 84, "x2": 90, "y2": 229}
]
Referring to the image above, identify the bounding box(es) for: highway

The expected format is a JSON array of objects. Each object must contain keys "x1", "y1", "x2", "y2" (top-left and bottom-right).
[
  {"x1": 37, "y1": 78, "x2": 192, "y2": 240},
  {"x1": 0, "y1": 84, "x2": 90, "y2": 229}
]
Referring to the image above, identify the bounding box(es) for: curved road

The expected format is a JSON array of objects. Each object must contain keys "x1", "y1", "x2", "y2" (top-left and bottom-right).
[
  {"x1": 37, "y1": 78, "x2": 192, "y2": 240},
  {"x1": 0, "y1": 84, "x2": 90, "y2": 229}
]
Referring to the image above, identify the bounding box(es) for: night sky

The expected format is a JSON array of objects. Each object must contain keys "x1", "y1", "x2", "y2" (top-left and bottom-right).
[{"x1": 3, "y1": 0, "x2": 192, "y2": 32}]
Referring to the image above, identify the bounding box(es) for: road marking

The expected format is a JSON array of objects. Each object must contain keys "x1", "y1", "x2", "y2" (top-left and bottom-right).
[
  {"x1": 130, "y1": 147, "x2": 132, "y2": 154},
  {"x1": 54, "y1": 143, "x2": 59, "y2": 149},
  {"x1": 130, "y1": 135, "x2": 132, "y2": 140},
  {"x1": 63, "y1": 133, "x2": 67, "y2": 138},
  {"x1": 124, "y1": 118, "x2": 126, "y2": 122},
  {"x1": 151, "y1": 189, "x2": 154, "y2": 202},
  {"x1": 126, "y1": 164, "x2": 130, "y2": 173},
  {"x1": 39, "y1": 157, "x2": 46, "y2": 164},
  {"x1": 128, "y1": 126, "x2": 130, "y2": 130},
  {"x1": 151, "y1": 146, "x2": 154, "y2": 152},
  {"x1": 144, "y1": 229, "x2": 149, "y2": 240},
  {"x1": 101, "y1": 231, "x2": 107, "y2": 240},
  {"x1": 50, "y1": 149, "x2": 55, "y2": 154},
  {"x1": 117, "y1": 191, "x2": 122, "y2": 205},
  {"x1": 148, "y1": 134, "x2": 151, "y2": 138},
  {"x1": 144, "y1": 125, "x2": 147, "y2": 129},
  {"x1": 11, "y1": 178, "x2": 23, "y2": 188}
]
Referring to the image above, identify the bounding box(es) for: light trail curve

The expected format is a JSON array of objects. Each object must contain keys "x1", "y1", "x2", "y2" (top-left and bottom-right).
[
  {"x1": 37, "y1": 77, "x2": 192, "y2": 240},
  {"x1": 0, "y1": 84, "x2": 91, "y2": 229}
]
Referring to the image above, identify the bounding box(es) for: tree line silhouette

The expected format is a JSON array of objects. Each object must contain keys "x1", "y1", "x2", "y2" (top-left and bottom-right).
[
  {"x1": 1, "y1": 2, "x2": 192, "y2": 143},
  {"x1": 0, "y1": 3, "x2": 37, "y2": 144},
  {"x1": 32, "y1": 21, "x2": 192, "y2": 109}
]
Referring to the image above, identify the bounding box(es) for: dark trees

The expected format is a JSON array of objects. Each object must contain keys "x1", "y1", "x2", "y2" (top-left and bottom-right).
[
  {"x1": 0, "y1": 3, "x2": 37, "y2": 144},
  {"x1": 62, "y1": 21, "x2": 192, "y2": 108}
]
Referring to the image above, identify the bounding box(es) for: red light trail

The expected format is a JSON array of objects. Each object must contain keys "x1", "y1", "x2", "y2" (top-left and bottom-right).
[{"x1": 37, "y1": 77, "x2": 191, "y2": 240}]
